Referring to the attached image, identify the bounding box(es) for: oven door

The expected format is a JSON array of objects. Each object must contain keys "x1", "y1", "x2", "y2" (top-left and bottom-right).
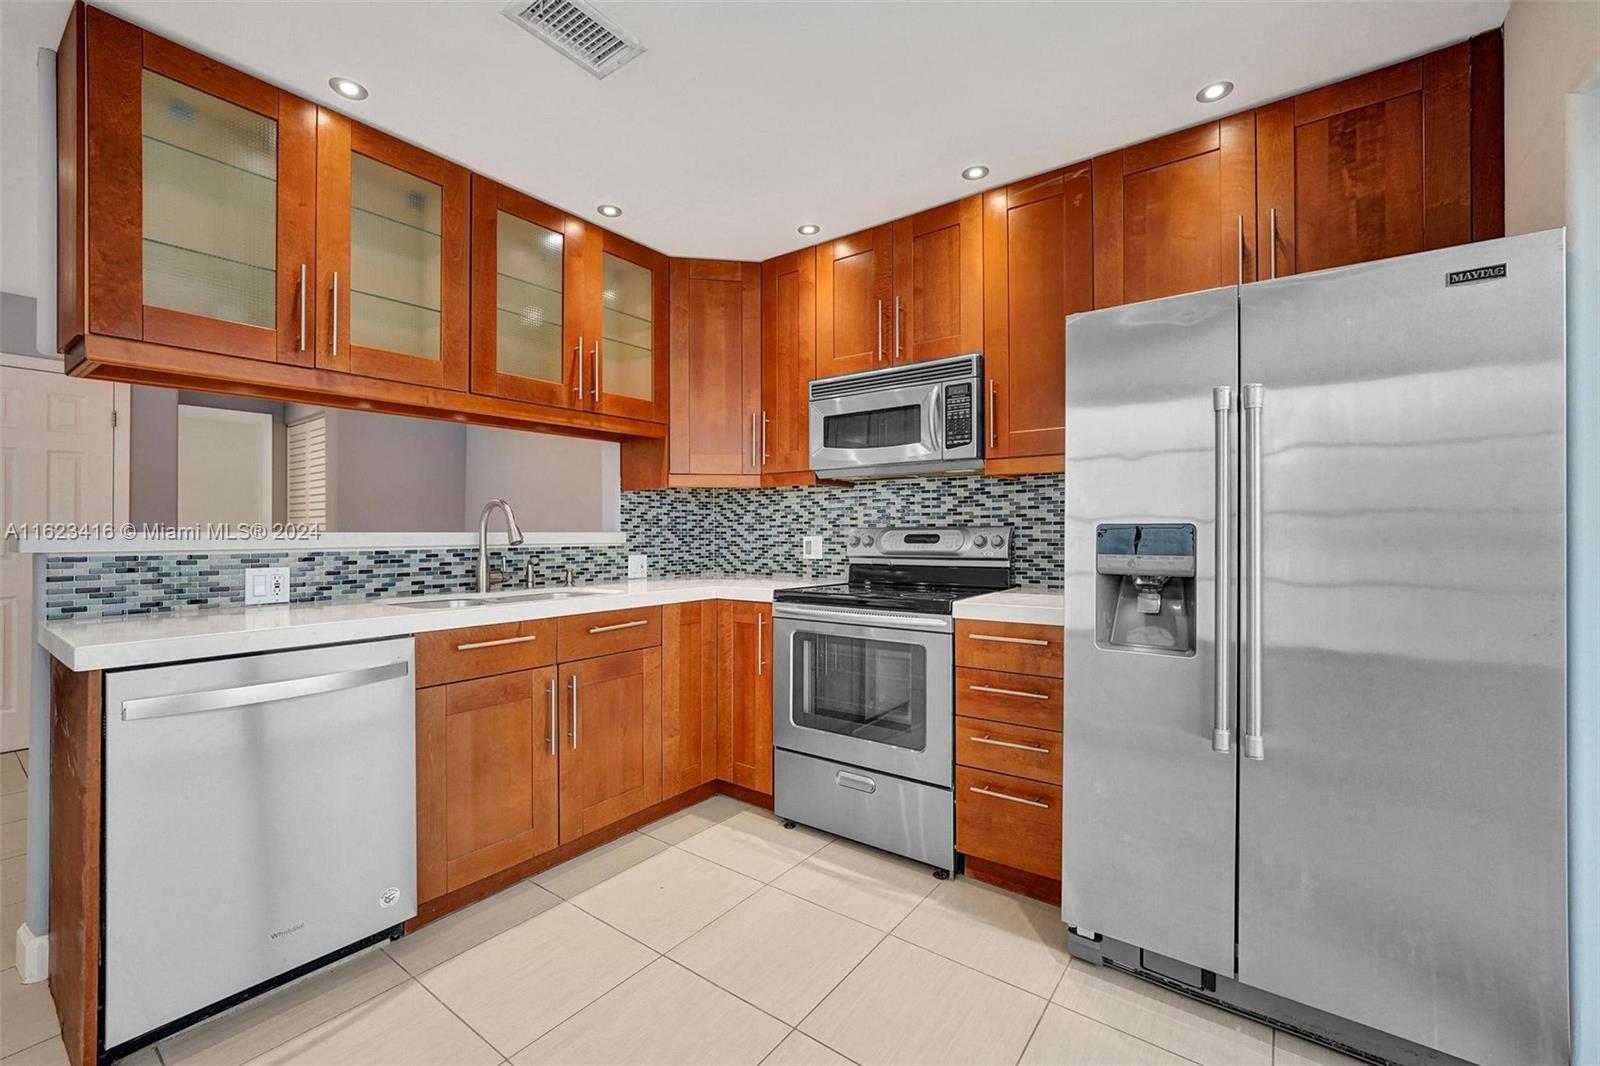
[
  {"x1": 773, "y1": 610, "x2": 953, "y2": 786},
  {"x1": 809, "y1": 381, "x2": 943, "y2": 475}
]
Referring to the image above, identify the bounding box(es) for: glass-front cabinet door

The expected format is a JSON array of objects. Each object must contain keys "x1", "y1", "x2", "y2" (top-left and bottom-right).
[
  {"x1": 315, "y1": 110, "x2": 469, "y2": 390},
  {"x1": 470, "y1": 178, "x2": 580, "y2": 407},
  {"x1": 592, "y1": 234, "x2": 667, "y2": 422},
  {"x1": 81, "y1": 16, "x2": 316, "y2": 363}
]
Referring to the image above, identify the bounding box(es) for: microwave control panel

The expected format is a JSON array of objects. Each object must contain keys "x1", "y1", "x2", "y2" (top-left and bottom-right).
[{"x1": 944, "y1": 383, "x2": 974, "y2": 448}]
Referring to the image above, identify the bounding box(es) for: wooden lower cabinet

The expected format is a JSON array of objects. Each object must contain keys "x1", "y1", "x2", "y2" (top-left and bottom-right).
[
  {"x1": 558, "y1": 647, "x2": 664, "y2": 843},
  {"x1": 955, "y1": 766, "x2": 1062, "y2": 880},
  {"x1": 663, "y1": 601, "x2": 718, "y2": 795},
  {"x1": 716, "y1": 600, "x2": 773, "y2": 794}
]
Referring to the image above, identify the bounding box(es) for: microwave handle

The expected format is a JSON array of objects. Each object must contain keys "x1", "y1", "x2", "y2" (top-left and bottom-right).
[{"x1": 929, "y1": 383, "x2": 944, "y2": 454}]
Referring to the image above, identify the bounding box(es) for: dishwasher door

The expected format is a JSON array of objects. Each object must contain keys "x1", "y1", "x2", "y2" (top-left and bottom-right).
[{"x1": 102, "y1": 638, "x2": 416, "y2": 1050}]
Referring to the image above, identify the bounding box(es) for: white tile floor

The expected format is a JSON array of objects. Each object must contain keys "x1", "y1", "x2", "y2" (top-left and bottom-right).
[{"x1": 0, "y1": 776, "x2": 1365, "y2": 1066}]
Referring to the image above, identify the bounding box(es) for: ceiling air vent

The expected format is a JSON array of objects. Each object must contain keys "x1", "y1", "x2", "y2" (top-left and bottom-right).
[{"x1": 502, "y1": 0, "x2": 645, "y2": 80}]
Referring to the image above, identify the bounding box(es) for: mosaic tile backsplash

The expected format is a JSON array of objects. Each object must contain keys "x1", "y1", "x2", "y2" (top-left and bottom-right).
[{"x1": 43, "y1": 474, "x2": 1062, "y2": 620}]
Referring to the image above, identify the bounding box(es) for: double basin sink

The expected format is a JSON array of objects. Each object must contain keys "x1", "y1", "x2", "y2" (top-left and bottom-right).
[{"x1": 395, "y1": 587, "x2": 622, "y2": 610}]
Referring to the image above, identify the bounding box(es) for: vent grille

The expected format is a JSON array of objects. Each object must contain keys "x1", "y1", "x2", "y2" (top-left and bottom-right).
[
  {"x1": 810, "y1": 353, "x2": 982, "y2": 400},
  {"x1": 502, "y1": 0, "x2": 645, "y2": 79}
]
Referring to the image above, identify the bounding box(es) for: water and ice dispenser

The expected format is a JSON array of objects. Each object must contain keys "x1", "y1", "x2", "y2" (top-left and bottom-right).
[{"x1": 1094, "y1": 524, "x2": 1196, "y2": 655}]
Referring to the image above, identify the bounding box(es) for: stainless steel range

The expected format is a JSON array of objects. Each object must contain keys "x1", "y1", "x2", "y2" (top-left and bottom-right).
[{"x1": 772, "y1": 526, "x2": 1013, "y2": 874}]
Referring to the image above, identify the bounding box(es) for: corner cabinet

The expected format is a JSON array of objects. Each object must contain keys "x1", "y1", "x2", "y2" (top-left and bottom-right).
[
  {"x1": 717, "y1": 601, "x2": 774, "y2": 794},
  {"x1": 667, "y1": 259, "x2": 762, "y2": 480},
  {"x1": 760, "y1": 247, "x2": 817, "y2": 477}
]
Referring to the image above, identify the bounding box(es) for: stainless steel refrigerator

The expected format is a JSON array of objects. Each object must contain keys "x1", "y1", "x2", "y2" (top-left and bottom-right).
[{"x1": 1062, "y1": 230, "x2": 1568, "y2": 1066}]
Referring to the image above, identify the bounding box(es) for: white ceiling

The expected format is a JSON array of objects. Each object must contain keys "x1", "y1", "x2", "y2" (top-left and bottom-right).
[{"x1": 4, "y1": 0, "x2": 1508, "y2": 282}]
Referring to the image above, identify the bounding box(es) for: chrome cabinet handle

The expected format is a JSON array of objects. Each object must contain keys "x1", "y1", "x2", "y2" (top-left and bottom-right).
[
  {"x1": 568, "y1": 674, "x2": 579, "y2": 749},
  {"x1": 588, "y1": 619, "x2": 648, "y2": 634},
  {"x1": 1242, "y1": 382, "x2": 1265, "y2": 760},
  {"x1": 894, "y1": 296, "x2": 902, "y2": 361},
  {"x1": 591, "y1": 340, "x2": 600, "y2": 401},
  {"x1": 968, "y1": 683, "x2": 1049, "y2": 701},
  {"x1": 574, "y1": 336, "x2": 583, "y2": 398},
  {"x1": 761, "y1": 411, "x2": 769, "y2": 466},
  {"x1": 751, "y1": 412, "x2": 759, "y2": 468},
  {"x1": 969, "y1": 785, "x2": 1049, "y2": 809},
  {"x1": 455, "y1": 634, "x2": 538, "y2": 652},
  {"x1": 547, "y1": 677, "x2": 558, "y2": 756},
  {"x1": 836, "y1": 770, "x2": 876, "y2": 793},
  {"x1": 297, "y1": 264, "x2": 307, "y2": 352},
  {"x1": 1213, "y1": 385, "x2": 1233, "y2": 754},
  {"x1": 756, "y1": 611, "x2": 766, "y2": 675},
  {"x1": 987, "y1": 379, "x2": 998, "y2": 449},
  {"x1": 970, "y1": 734, "x2": 1051, "y2": 754},
  {"x1": 1236, "y1": 215, "x2": 1245, "y2": 287},
  {"x1": 121, "y1": 661, "x2": 409, "y2": 721},
  {"x1": 1269, "y1": 208, "x2": 1278, "y2": 280},
  {"x1": 330, "y1": 270, "x2": 340, "y2": 358},
  {"x1": 968, "y1": 633, "x2": 1049, "y2": 646},
  {"x1": 876, "y1": 299, "x2": 884, "y2": 362}
]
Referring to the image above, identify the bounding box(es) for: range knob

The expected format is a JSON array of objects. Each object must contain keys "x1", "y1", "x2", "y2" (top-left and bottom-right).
[
  {"x1": 992, "y1": 535, "x2": 1006, "y2": 549},
  {"x1": 861, "y1": 535, "x2": 874, "y2": 547},
  {"x1": 973, "y1": 535, "x2": 988, "y2": 548},
  {"x1": 849, "y1": 535, "x2": 861, "y2": 547}
]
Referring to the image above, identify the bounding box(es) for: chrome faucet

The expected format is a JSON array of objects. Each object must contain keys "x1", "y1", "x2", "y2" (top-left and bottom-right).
[{"x1": 476, "y1": 499, "x2": 525, "y2": 593}]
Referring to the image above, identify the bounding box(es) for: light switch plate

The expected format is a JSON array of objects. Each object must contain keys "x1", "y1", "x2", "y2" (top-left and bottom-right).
[
  {"x1": 802, "y1": 535, "x2": 825, "y2": 559},
  {"x1": 627, "y1": 553, "x2": 648, "y2": 579},
  {"x1": 245, "y1": 567, "x2": 290, "y2": 605}
]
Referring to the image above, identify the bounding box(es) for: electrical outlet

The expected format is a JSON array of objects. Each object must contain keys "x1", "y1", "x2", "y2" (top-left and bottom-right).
[
  {"x1": 627, "y1": 553, "x2": 648, "y2": 579},
  {"x1": 802, "y1": 535, "x2": 825, "y2": 560},
  {"x1": 245, "y1": 566, "x2": 290, "y2": 605}
]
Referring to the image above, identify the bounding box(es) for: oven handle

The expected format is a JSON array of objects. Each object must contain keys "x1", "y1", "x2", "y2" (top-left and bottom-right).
[{"x1": 773, "y1": 604, "x2": 954, "y2": 631}]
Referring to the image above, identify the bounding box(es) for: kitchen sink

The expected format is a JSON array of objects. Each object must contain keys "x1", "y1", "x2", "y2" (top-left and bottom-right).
[
  {"x1": 394, "y1": 597, "x2": 489, "y2": 609},
  {"x1": 394, "y1": 588, "x2": 620, "y2": 609},
  {"x1": 491, "y1": 588, "x2": 620, "y2": 603}
]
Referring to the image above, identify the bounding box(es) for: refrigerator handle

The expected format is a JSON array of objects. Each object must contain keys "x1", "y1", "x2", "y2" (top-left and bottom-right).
[
  {"x1": 1212, "y1": 386, "x2": 1233, "y2": 753},
  {"x1": 1242, "y1": 382, "x2": 1266, "y2": 760}
]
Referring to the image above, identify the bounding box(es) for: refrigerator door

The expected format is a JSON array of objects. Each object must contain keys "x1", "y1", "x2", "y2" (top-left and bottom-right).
[
  {"x1": 1062, "y1": 286, "x2": 1238, "y2": 976},
  {"x1": 1237, "y1": 231, "x2": 1568, "y2": 1064}
]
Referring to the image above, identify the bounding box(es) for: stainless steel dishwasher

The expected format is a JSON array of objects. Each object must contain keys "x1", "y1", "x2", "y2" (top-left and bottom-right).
[{"x1": 101, "y1": 637, "x2": 417, "y2": 1055}]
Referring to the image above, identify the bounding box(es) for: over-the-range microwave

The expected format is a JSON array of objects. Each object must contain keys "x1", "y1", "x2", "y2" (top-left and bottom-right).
[{"x1": 808, "y1": 353, "x2": 983, "y2": 480}]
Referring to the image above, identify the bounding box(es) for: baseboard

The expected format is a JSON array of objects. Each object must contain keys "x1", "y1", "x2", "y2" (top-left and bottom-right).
[
  {"x1": 714, "y1": 781, "x2": 774, "y2": 809},
  {"x1": 16, "y1": 921, "x2": 48, "y2": 983},
  {"x1": 963, "y1": 856, "x2": 1062, "y2": 905}
]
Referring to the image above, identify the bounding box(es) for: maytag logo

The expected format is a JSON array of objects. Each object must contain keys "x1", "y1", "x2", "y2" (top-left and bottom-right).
[{"x1": 1447, "y1": 263, "x2": 1506, "y2": 286}]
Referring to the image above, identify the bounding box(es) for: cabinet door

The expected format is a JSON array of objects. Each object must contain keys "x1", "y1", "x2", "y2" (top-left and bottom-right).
[
  {"x1": 1256, "y1": 43, "x2": 1475, "y2": 278},
  {"x1": 760, "y1": 248, "x2": 817, "y2": 475},
  {"x1": 558, "y1": 648, "x2": 663, "y2": 843},
  {"x1": 892, "y1": 196, "x2": 982, "y2": 364},
  {"x1": 315, "y1": 110, "x2": 470, "y2": 390},
  {"x1": 668, "y1": 260, "x2": 761, "y2": 476},
  {"x1": 982, "y1": 165, "x2": 1093, "y2": 461},
  {"x1": 78, "y1": 9, "x2": 316, "y2": 364},
  {"x1": 663, "y1": 602, "x2": 718, "y2": 797},
  {"x1": 416, "y1": 668, "x2": 559, "y2": 901},
  {"x1": 470, "y1": 177, "x2": 584, "y2": 406},
  {"x1": 717, "y1": 601, "x2": 773, "y2": 794},
  {"x1": 588, "y1": 232, "x2": 668, "y2": 422},
  {"x1": 815, "y1": 225, "x2": 894, "y2": 377},
  {"x1": 1093, "y1": 113, "x2": 1257, "y2": 307}
]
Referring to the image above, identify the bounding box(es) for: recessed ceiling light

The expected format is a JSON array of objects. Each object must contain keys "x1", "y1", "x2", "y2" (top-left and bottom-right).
[
  {"x1": 797, "y1": 224, "x2": 821, "y2": 236},
  {"x1": 961, "y1": 165, "x2": 990, "y2": 181},
  {"x1": 329, "y1": 77, "x2": 368, "y2": 100},
  {"x1": 597, "y1": 204, "x2": 623, "y2": 218},
  {"x1": 1196, "y1": 80, "x2": 1234, "y2": 103}
]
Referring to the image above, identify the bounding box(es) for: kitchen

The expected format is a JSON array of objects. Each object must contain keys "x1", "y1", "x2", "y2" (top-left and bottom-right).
[{"x1": 0, "y1": 2, "x2": 1596, "y2": 1065}]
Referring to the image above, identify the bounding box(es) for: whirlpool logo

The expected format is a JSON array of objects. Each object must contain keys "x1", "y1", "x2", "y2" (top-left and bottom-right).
[
  {"x1": 268, "y1": 922, "x2": 305, "y2": 941},
  {"x1": 1446, "y1": 263, "x2": 1507, "y2": 287}
]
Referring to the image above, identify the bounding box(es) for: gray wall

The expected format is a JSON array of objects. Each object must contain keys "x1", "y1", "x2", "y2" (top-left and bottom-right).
[
  {"x1": 324, "y1": 409, "x2": 468, "y2": 532},
  {"x1": 462, "y1": 428, "x2": 618, "y2": 532},
  {"x1": 128, "y1": 387, "x2": 288, "y2": 525}
]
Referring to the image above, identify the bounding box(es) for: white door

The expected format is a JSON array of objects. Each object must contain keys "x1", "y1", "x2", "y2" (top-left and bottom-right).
[{"x1": 0, "y1": 365, "x2": 118, "y2": 751}]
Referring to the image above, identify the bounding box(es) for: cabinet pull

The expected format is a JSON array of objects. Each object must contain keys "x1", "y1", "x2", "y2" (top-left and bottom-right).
[
  {"x1": 876, "y1": 299, "x2": 884, "y2": 362},
  {"x1": 588, "y1": 618, "x2": 648, "y2": 634},
  {"x1": 548, "y1": 677, "x2": 558, "y2": 756},
  {"x1": 568, "y1": 674, "x2": 579, "y2": 749},
  {"x1": 1236, "y1": 214, "x2": 1245, "y2": 287},
  {"x1": 969, "y1": 785, "x2": 1050, "y2": 809},
  {"x1": 968, "y1": 633, "x2": 1050, "y2": 646},
  {"x1": 894, "y1": 296, "x2": 902, "y2": 361},
  {"x1": 1269, "y1": 207, "x2": 1278, "y2": 280},
  {"x1": 297, "y1": 263, "x2": 307, "y2": 352},
  {"x1": 970, "y1": 734, "x2": 1051, "y2": 754},
  {"x1": 756, "y1": 611, "x2": 766, "y2": 675},
  {"x1": 574, "y1": 336, "x2": 584, "y2": 397},
  {"x1": 987, "y1": 379, "x2": 998, "y2": 449},
  {"x1": 969, "y1": 683, "x2": 1050, "y2": 701},
  {"x1": 455, "y1": 634, "x2": 538, "y2": 652},
  {"x1": 591, "y1": 340, "x2": 600, "y2": 402},
  {"x1": 751, "y1": 412, "x2": 759, "y2": 468},
  {"x1": 330, "y1": 270, "x2": 340, "y2": 359},
  {"x1": 761, "y1": 411, "x2": 769, "y2": 466}
]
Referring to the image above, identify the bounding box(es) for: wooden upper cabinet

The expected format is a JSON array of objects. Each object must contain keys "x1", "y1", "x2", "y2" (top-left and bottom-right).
[
  {"x1": 815, "y1": 225, "x2": 894, "y2": 377},
  {"x1": 1093, "y1": 112, "x2": 1257, "y2": 308},
  {"x1": 983, "y1": 165, "x2": 1093, "y2": 462},
  {"x1": 558, "y1": 648, "x2": 663, "y2": 843},
  {"x1": 589, "y1": 233, "x2": 669, "y2": 422},
  {"x1": 470, "y1": 177, "x2": 585, "y2": 407},
  {"x1": 314, "y1": 109, "x2": 470, "y2": 390},
  {"x1": 892, "y1": 196, "x2": 983, "y2": 364},
  {"x1": 760, "y1": 248, "x2": 817, "y2": 476},
  {"x1": 668, "y1": 260, "x2": 761, "y2": 477},
  {"x1": 1256, "y1": 40, "x2": 1487, "y2": 279},
  {"x1": 717, "y1": 600, "x2": 773, "y2": 795},
  {"x1": 65, "y1": 6, "x2": 317, "y2": 364}
]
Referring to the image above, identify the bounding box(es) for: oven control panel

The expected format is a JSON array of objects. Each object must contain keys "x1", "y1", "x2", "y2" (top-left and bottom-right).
[
  {"x1": 846, "y1": 525, "x2": 1013, "y2": 563},
  {"x1": 944, "y1": 383, "x2": 974, "y2": 449}
]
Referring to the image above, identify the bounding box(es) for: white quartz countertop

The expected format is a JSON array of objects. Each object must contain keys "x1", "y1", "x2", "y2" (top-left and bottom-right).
[{"x1": 40, "y1": 576, "x2": 1066, "y2": 671}]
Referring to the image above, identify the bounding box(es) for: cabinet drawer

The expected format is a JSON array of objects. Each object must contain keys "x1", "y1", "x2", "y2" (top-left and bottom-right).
[
  {"x1": 417, "y1": 619, "x2": 556, "y2": 687},
  {"x1": 956, "y1": 716, "x2": 1062, "y2": 785},
  {"x1": 557, "y1": 606, "x2": 663, "y2": 661},
  {"x1": 955, "y1": 620, "x2": 1063, "y2": 677},
  {"x1": 956, "y1": 766, "x2": 1061, "y2": 880},
  {"x1": 956, "y1": 667, "x2": 1063, "y2": 731}
]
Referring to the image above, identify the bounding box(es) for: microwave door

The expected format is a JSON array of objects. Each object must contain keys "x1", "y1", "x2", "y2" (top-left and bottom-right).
[{"x1": 811, "y1": 383, "x2": 941, "y2": 472}]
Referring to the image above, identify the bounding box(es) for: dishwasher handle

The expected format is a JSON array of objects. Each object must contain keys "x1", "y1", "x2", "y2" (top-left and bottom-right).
[{"x1": 120, "y1": 660, "x2": 411, "y2": 722}]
